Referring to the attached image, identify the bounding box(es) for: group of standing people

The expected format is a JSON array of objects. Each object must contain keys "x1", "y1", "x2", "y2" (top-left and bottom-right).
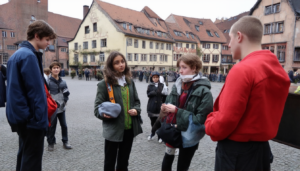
[
  {"x1": 2, "y1": 16, "x2": 292, "y2": 171},
  {"x1": 203, "y1": 72, "x2": 227, "y2": 82}
]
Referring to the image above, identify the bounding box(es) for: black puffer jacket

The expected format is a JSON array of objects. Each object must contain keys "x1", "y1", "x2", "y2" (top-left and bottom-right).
[{"x1": 147, "y1": 82, "x2": 166, "y2": 117}]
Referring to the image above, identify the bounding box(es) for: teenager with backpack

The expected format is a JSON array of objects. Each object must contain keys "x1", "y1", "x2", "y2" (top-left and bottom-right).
[
  {"x1": 94, "y1": 51, "x2": 143, "y2": 171},
  {"x1": 47, "y1": 62, "x2": 72, "y2": 151},
  {"x1": 6, "y1": 20, "x2": 56, "y2": 171}
]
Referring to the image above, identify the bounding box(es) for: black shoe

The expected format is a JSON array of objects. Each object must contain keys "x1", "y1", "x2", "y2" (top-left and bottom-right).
[
  {"x1": 48, "y1": 144, "x2": 54, "y2": 151},
  {"x1": 63, "y1": 143, "x2": 72, "y2": 149}
]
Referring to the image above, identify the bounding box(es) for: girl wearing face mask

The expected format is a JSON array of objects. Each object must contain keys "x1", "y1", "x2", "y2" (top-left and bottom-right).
[
  {"x1": 160, "y1": 54, "x2": 213, "y2": 171},
  {"x1": 94, "y1": 52, "x2": 143, "y2": 171}
]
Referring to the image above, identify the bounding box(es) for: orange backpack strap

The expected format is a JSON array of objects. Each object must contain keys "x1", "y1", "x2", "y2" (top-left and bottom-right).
[{"x1": 106, "y1": 82, "x2": 115, "y2": 103}]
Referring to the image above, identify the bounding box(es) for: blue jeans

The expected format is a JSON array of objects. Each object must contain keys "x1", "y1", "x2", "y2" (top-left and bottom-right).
[{"x1": 47, "y1": 111, "x2": 68, "y2": 145}]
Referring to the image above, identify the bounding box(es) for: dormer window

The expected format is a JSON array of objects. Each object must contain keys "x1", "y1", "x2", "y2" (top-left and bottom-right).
[
  {"x1": 195, "y1": 25, "x2": 200, "y2": 31},
  {"x1": 122, "y1": 23, "x2": 127, "y2": 30},
  {"x1": 186, "y1": 33, "x2": 189, "y2": 38},
  {"x1": 163, "y1": 33, "x2": 166, "y2": 37},
  {"x1": 206, "y1": 30, "x2": 213, "y2": 37},
  {"x1": 215, "y1": 32, "x2": 220, "y2": 37},
  {"x1": 129, "y1": 24, "x2": 132, "y2": 31},
  {"x1": 199, "y1": 21, "x2": 203, "y2": 25},
  {"x1": 224, "y1": 30, "x2": 227, "y2": 33},
  {"x1": 191, "y1": 34, "x2": 194, "y2": 39},
  {"x1": 157, "y1": 31, "x2": 162, "y2": 37},
  {"x1": 31, "y1": 15, "x2": 36, "y2": 21},
  {"x1": 146, "y1": 30, "x2": 150, "y2": 35},
  {"x1": 37, "y1": 0, "x2": 41, "y2": 3}
]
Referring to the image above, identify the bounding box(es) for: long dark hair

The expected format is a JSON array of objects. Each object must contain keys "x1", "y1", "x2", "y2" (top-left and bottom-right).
[{"x1": 104, "y1": 51, "x2": 131, "y2": 85}]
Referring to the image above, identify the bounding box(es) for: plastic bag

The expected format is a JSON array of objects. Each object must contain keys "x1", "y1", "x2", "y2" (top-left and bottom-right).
[{"x1": 294, "y1": 86, "x2": 300, "y2": 94}]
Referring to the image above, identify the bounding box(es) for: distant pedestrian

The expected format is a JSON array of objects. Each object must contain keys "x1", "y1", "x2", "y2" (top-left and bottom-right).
[
  {"x1": 47, "y1": 62, "x2": 72, "y2": 151},
  {"x1": 94, "y1": 51, "x2": 143, "y2": 171},
  {"x1": 145, "y1": 70, "x2": 150, "y2": 83},
  {"x1": 84, "y1": 68, "x2": 89, "y2": 81},
  {"x1": 205, "y1": 16, "x2": 290, "y2": 171},
  {"x1": 6, "y1": 20, "x2": 57, "y2": 171}
]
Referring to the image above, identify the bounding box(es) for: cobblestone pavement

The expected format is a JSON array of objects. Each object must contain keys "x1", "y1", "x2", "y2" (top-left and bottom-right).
[{"x1": 1, "y1": 76, "x2": 300, "y2": 171}]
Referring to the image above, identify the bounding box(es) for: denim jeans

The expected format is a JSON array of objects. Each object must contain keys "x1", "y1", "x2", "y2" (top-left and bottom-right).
[{"x1": 47, "y1": 111, "x2": 68, "y2": 145}]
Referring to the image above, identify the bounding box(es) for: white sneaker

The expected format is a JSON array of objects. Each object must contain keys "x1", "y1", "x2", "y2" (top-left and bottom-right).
[
  {"x1": 147, "y1": 135, "x2": 152, "y2": 141},
  {"x1": 175, "y1": 148, "x2": 179, "y2": 156},
  {"x1": 158, "y1": 138, "x2": 163, "y2": 143}
]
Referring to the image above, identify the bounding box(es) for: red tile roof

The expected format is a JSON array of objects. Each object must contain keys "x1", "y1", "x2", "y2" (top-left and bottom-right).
[
  {"x1": 166, "y1": 22, "x2": 197, "y2": 43},
  {"x1": 95, "y1": 0, "x2": 174, "y2": 42},
  {"x1": 57, "y1": 37, "x2": 72, "y2": 47},
  {"x1": 48, "y1": 12, "x2": 81, "y2": 38},
  {"x1": 166, "y1": 14, "x2": 227, "y2": 44},
  {"x1": 142, "y1": 6, "x2": 162, "y2": 20}
]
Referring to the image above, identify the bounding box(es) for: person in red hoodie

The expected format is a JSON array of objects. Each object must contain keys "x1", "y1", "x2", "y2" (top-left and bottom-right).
[{"x1": 205, "y1": 16, "x2": 290, "y2": 171}]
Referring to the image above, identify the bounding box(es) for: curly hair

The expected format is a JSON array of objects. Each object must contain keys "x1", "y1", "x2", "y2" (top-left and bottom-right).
[{"x1": 104, "y1": 51, "x2": 131, "y2": 85}]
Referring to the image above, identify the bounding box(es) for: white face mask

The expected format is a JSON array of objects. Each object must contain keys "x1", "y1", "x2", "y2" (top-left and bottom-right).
[{"x1": 180, "y1": 74, "x2": 195, "y2": 82}]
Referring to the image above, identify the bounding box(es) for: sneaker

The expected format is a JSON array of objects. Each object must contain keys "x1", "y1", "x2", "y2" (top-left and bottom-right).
[
  {"x1": 158, "y1": 138, "x2": 163, "y2": 143},
  {"x1": 175, "y1": 149, "x2": 179, "y2": 156},
  {"x1": 48, "y1": 144, "x2": 54, "y2": 151},
  {"x1": 63, "y1": 143, "x2": 73, "y2": 149}
]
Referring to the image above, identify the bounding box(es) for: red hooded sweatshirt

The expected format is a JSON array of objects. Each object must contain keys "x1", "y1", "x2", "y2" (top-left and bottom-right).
[{"x1": 205, "y1": 50, "x2": 290, "y2": 142}]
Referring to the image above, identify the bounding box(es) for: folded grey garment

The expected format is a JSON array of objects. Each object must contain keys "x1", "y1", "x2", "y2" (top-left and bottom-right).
[{"x1": 98, "y1": 102, "x2": 122, "y2": 118}]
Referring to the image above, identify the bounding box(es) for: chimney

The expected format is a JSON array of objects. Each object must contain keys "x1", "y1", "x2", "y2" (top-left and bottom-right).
[{"x1": 83, "y1": 5, "x2": 89, "y2": 18}]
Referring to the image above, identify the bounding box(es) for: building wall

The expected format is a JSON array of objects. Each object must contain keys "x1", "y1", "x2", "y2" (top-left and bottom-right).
[
  {"x1": 0, "y1": 28, "x2": 18, "y2": 65},
  {"x1": 251, "y1": 0, "x2": 297, "y2": 70},
  {"x1": 199, "y1": 42, "x2": 222, "y2": 73}
]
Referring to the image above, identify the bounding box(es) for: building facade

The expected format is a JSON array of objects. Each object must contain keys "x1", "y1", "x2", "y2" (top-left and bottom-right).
[
  {"x1": 68, "y1": 1, "x2": 175, "y2": 71},
  {"x1": 0, "y1": 0, "x2": 81, "y2": 68},
  {"x1": 250, "y1": 0, "x2": 300, "y2": 71}
]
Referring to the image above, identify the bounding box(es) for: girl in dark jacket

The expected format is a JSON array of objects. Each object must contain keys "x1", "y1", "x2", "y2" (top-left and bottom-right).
[
  {"x1": 160, "y1": 54, "x2": 213, "y2": 171},
  {"x1": 147, "y1": 71, "x2": 167, "y2": 141},
  {"x1": 94, "y1": 52, "x2": 142, "y2": 171}
]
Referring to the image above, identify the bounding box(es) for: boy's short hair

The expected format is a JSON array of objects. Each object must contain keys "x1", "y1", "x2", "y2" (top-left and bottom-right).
[
  {"x1": 44, "y1": 68, "x2": 50, "y2": 74},
  {"x1": 177, "y1": 54, "x2": 202, "y2": 73},
  {"x1": 231, "y1": 16, "x2": 263, "y2": 44},
  {"x1": 49, "y1": 62, "x2": 61, "y2": 70},
  {"x1": 27, "y1": 20, "x2": 57, "y2": 41}
]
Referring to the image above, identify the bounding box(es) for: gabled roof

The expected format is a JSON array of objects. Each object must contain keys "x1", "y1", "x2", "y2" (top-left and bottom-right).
[
  {"x1": 215, "y1": 11, "x2": 249, "y2": 44},
  {"x1": 250, "y1": 0, "x2": 300, "y2": 16},
  {"x1": 57, "y1": 37, "x2": 72, "y2": 47},
  {"x1": 166, "y1": 14, "x2": 227, "y2": 44},
  {"x1": 142, "y1": 6, "x2": 162, "y2": 20},
  {"x1": 95, "y1": 0, "x2": 174, "y2": 42},
  {"x1": 48, "y1": 12, "x2": 81, "y2": 38}
]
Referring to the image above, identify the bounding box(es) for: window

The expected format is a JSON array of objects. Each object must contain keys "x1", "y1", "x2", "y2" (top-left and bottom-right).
[
  {"x1": 186, "y1": 33, "x2": 189, "y2": 38},
  {"x1": 163, "y1": 33, "x2": 166, "y2": 38},
  {"x1": 74, "y1": 43, "x2": 78, "y2": 50},
  {"x1": 160, "y1": 55, "x2": 164, "y2": 62},
  {"x1": 101, "y1": 39, "x2": 107, "y2": 47},
  {"x1": 146, "y1": 30, "x2": 150, "y2": 35},
  {"x1": 206, "y1": 30, "x2": 213, "y2": 37},
  {"x1": 265, "y1": 3, "x2": 280, "y2": 15},
  {"x1": 159, "y1": 67, "x2": 165, "y2": 71},
  {"x1": 270, "y1": 46, "x2": 275, "y2": 53},
  {"x1": 294, "y1": 48, "x2": 300, "y2": 62},
  {"x1": 10, "y1": 32, "x2": 15, "y2": 38},
  {"x1": 213, "y1": 44, "x2": 219, "y2": 49},
  {"x1": 83, "y1": 55, "x2": 88, "y2": 63},
  {"x1": 202, "y1": 43, "x2": 210, "y2": 49},
  {"x1": 199, "y1": 21, "x2": 203, "y2": 25},
  {"x1": 0, "y1": 45, "x2": 2, "y2": 50},
  {"x1": 264, "y1": 24, "x2": 272, "y2": 34},
  {"x1": 7, "y1": 45, "x2": 17, "y2": 50},
  {"x1": 90, "y1": 54, "x2": 95, "y2": 62},
  {"x1": 213, "y1": 55, "x2": 219, "y2": 62},
  {"x1": 142, "y1": 41, "x2": 146, "y2": 49},
  {"x1": 93, "y1": 23, "x2": 97, "y2": 32},
  {"x1": 141, "y1": 54, "x2": 147, "y2": 61},
  {"x1": 157, "y1": 31, "x2": 162, "y2": 37},
  {"x1": 277, "y1": 45, "x2": 286, "y2": 62},
  {"x1": 191, "y1": 34, "x2": 194, "y2": 39},
  {"x1": 150, "y1": 55, "x2": 153, "y2": 61},
  {"x1": 191, "y1": 44, "x2": 195, "y2": 49},
  {"x1": 154, "y1": 55, "x2": 157, "y2": 61},
  {"x1": 134, "y1": 39, "x2": 138, "y2": 48},
  {"x1": 150, "y1": 42, "x2": 153, "y2": 49},
  {"x1": 186, "y1": 44, "x2": 189, "y2": 48},
  {"x1": 2, "y1": 31, "x2": 7, "y2": 37},
  {"x1": 161, "y1": 43, "x2": 164, "y2": 50},
  {"x1": 150, "y1": 54, "x2": 157, "y2": 61},
  {"x1": 85, "y1": 26, "x2": 90, "y2": 34},
  {"x1": 215, "y1": 32, "x2": 219, "y2": 37},
  {"x1": 122, "y1": 23, "x2": 127, "y2": 30},
  {"x1": 134, "y1": 54, "x2": 139, "y2": 61},
  {"x1": 166, "y1": 44, "x2": 172, "y2": 50},
  {"x1": 265, "y1": 22, "x2": 284, "y2": 34},
  {"x1": 176, "y1": 43, "x2": 182, "y2": 48},
  {"x1": 156, "y1": 43, "x2": 159, "y2": 49},
  {"x1": 74, "y1": 54, "x2": 78, "y2": 63},
  {"x1": 174, "y1": 31, "x2": 182, "y2": 36},
  {"x1": 127, "y1": 53, "x2": 132, "y2": 61},
  {"x1": 61, "y1": 48, "x2": 67, "y2": 52},
  {"x1": 100, "y1": 52, "x2": 105, "y2": 62},
  {"x1": 203, "y1": 54, "x2": 210, "y2": 62},
  {"x1": 127, "y1": 38, "x2": 132, "y2": 46},
  {"x1": 224, "y1": 30, "x2": 227, "y2": 33},
  {"x1": 92, "y1": 40, "x2": 97, "y2": 48},
  {"x1": 137, "y1": 28, "x2": 143, "y2": 34},
  {"x1": 222, "y1": 45, "x2": 228, "y2": 50},
  {"x1": 195, "y1": 25, "x2": 199, "y2": 31},
  {"x1": 152, "y1": 31, "x2": 155, "y2": 36},
  {"x1": 31, "y1": 15, "x2": 36, "y2": 21},
  {"x1": 173, "y1": 54, "x2": 182, "y2": 61},
  {"x1": 83, "y1": 42, "x2": 88, "y2": 49},
  {"x1": 274, "y1": 22, "x2": 284, "y2": 33},
  {"x1": 164, "y1": 55, "x2": 168, "y2": 62},
  {"x1": 2, "y1": 54, "x2": 8, "y2": 65}
]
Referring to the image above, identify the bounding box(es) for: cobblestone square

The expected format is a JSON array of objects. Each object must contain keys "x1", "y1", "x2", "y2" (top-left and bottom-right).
[{"x1": 1, "y1": 77, "x2": 300, "y2": 171}]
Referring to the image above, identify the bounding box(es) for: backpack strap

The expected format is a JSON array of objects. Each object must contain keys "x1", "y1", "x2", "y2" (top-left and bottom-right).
[{"x1": 106, "y1": 82, "x2": 115, "y2": 103}]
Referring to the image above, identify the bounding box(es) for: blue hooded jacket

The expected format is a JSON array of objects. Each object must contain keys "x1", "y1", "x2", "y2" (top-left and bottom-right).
[{"x1": 6, "y1": 41, "x2": 48, "y2": 131}]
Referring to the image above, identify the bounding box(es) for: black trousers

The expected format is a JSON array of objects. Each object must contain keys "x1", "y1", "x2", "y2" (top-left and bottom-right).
[
  {"x1": 47, "y1": 111, "x2": 68, "y2": 145},
  {"x1": 16, "y1": 127, "x2": 46, "y2": 171},
  {"x1": 104, "y1": 129, "x2": 134, "y2": 171},
  {"x1": 161, "y1": 144, "x2": 198, "y2": 171},
  {"x1": 150, "y1": 117, "x2": 158, "y2": 136},
  {"x1": 215, "y1": 139, "x2": 271, "y2": 171}
]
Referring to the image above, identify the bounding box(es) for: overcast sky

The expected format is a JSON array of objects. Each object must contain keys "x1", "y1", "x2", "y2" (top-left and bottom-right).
[{"x1": 0, "y1": 0, "x2": 256, "y2": 21}]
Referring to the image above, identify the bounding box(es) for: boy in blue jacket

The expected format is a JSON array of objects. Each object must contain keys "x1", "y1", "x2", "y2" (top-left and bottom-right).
[{"x1": 6, "y1": 20, "x2": 56, "y2": 171}]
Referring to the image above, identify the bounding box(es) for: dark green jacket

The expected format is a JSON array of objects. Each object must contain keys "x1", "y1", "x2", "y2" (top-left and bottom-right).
[
  {"x1": 94, "y1": 79, "x2": 143, "y2": 142},
  {"x1": 166, "y1": 78, "x2": 213, "y2": 131}
]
